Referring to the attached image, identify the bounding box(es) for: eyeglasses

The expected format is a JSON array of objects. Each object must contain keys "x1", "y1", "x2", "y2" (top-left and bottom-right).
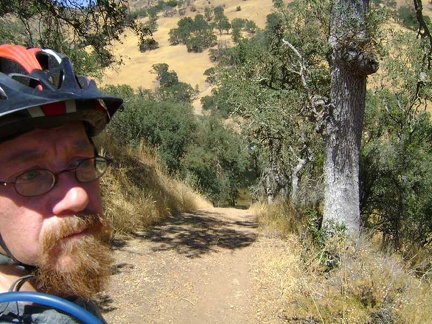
[{"x1": 0, "y1": 156, "x2": 110, "y2": 197}]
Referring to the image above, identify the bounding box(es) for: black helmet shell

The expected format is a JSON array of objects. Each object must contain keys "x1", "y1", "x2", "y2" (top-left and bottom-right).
[{"x1": 0, "y1": 44, "x2": 124, "y2": 140}]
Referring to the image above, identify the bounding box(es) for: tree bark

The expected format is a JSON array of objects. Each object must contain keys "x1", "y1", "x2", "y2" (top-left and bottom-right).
[{"x1": 323, "y1": 0, "x2": 378, "y2": 233}]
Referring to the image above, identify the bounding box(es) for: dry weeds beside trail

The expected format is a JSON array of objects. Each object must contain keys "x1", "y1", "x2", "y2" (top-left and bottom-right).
[{"x1": 98, "y1": 207, "x2": 287, "y2": 324}]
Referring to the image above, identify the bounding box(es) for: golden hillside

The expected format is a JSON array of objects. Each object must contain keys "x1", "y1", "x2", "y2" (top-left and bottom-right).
[
  {"x1": 102, "y1": 0, "x2": 432, "y2": 103},
  {"x1": 102, "y1": 0, "x2": 275, "y2": 94}
]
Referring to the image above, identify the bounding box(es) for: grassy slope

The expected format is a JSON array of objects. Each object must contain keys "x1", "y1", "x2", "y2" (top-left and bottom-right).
[
  {"x1": 101, "y1": 0, "x2": 275, "y2": 95},
  {"x1": 102, "y1": 0, "x2": 432, "y2": 111}
]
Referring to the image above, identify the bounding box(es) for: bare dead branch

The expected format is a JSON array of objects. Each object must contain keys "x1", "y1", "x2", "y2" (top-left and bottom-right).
[{"x1": 282, "y1": 38, "x2": 332, "y2": 133}]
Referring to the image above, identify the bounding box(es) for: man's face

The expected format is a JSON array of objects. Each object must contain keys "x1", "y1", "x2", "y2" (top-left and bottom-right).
[{"x1": 0, "y1": 121, "x2": 112, "y2": 297}]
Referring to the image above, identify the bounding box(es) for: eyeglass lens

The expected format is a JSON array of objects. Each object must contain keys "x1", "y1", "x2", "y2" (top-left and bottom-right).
[{"x1": 14, "y1": 157, "x2": 108, "y2": 197}]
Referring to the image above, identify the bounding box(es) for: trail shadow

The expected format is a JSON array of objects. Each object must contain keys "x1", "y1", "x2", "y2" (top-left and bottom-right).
[
  {"x1": 95, "y1": 293, "x2": 117, "y2": 313},
  {"x1": 139, "y1": 210, "x2": 258, "y2": 258}
]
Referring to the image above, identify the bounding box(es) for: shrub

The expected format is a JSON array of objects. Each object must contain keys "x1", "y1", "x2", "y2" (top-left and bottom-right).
[
  {"x1": 96, "y1": 132, "x2": 210, "y2": 235},
  {"x1": 182, "y1": 116, "x2": 252, "y2": 206},
  {"x1": 139, "y1": 38, "x2": 159, "y2": 52},
  {"x1": 166, "y1": 0, "x2": 178, "y2": 7},
  {"x1": 397, "y1": 5, "x2": 418, "y2": 30},
  {"x1": 253, "y1": 201, "x2": 432, "y2": 323},
  {"x1": 103, "y1": 85, "x2": 197, "y2": 174}
]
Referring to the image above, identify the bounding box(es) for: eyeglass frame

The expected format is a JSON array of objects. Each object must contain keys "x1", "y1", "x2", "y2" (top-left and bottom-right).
[{"x1": 0, "y1": 156, "x2": 111, "y2": 197}]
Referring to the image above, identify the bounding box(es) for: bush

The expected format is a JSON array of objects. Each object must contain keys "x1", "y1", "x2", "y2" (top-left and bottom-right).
[
  {"x1": 96, "y1": 132, "x2": 210, "y2": 235},
  {"x1": 182, "y1": 116, "x2": 252, "y2": 206},
  {"x1": 166, "y1": 0, "x2": 178, "y2": 7},
  {"x1": 397, "y1": 5, "x2": 418, "y2": 30},
  {"x1": 169, "y1": 15, "x2": 216, "y2": 51},
  {"x1": 156, "y1": 81, "x2": 197, "y2": 103},
  {"x1": 103, "y1": 85, "x2": 197, "y2": 174},
  {"x1": 102, "y1": 83, "x2": 253, "y2": 206},
  {"x1": 253, "y1": 201, "x2": 432, "y2": 323},
  {"x1": 139, "y1": 38, "x2": 159, "y2": 52}
]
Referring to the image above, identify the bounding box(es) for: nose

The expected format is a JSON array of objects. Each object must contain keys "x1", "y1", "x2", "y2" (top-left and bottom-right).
[{"x1": 52, "y1": 186, "x2": 90, "y2": 215}]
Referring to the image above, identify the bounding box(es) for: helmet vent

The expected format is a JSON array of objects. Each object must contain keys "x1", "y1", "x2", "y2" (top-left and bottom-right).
[
  {"x1": 0, "y1": 58, "x2": 27, "y2": 76},
  {"x1": 0, "y1": 86, "x2": 7, "y2": 100}
]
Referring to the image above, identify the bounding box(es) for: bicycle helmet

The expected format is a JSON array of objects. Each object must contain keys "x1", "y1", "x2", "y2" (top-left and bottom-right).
[{"x1": 0, "y1": 44, "x2": 124, "y2": 141}]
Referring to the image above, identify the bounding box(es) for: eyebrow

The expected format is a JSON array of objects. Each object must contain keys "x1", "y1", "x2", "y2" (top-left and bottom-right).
[
  {"x1": 7, "y1": 149, "x2": 44, "y2": 164},
  {"x1": 5, "y1": 139, "x2": 93, "y2": 164}
]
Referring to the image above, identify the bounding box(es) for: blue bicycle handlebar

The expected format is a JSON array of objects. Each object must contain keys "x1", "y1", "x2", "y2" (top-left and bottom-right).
[{"x1": 0, "y1": 291, "x2": 103, "y2": 324}]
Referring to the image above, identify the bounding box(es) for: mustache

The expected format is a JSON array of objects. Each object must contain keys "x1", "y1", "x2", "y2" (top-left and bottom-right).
[{"x1": 42, "y1": 214, "x2": 111, "y2": 248}]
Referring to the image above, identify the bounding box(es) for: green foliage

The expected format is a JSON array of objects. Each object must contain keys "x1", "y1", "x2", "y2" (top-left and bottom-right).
[
  {"x1": 152, "y1": 63, "x2": 179, "y2": 87},
  {"x1": 264, "y1": 12, "x2": 284, "y2": 42},
  {"x1": 169, "y1": 14, "x2": 216, "y2": 52},
  {"x1": 213, "y1": 6, "x2": 224, "y2": 17},
  {"x1": 226, "y1": 16, "x2": 258, "y2": 45},
  {"x1": 203, "y1": 67, "x2": 216, "y2": 84},
  {"x1": 151, "y1": 63, "x2": 197, "y2": 102},
  {"x1": 306, "y1": 216, "x2": 346, "y2": 272},
  {"x1": 0, "y1": 18, "x2": 24, "y2": 45},
  {"x1": 166, "y1": 0, "x2": 178, "y2": 7},
  {"x1": 139, "y1": 38, "x2": 159, "y2": 52},
  {"x1": 193, "y1": 14, "x2": 209, "y2": 32},
  {"x1": 397, "y1": 5, "x2": 418, "y2": 30},
  {"x1": 361, "y1": 31, "x2": 432, "y2": 251},
  {"x1": 0, "y1": 0, "x2": 144, "y2": 69},
  {"x1": 102, "y1": 83, "x2": 252, "y2": 206},
  {"x1": 204, "y1": 0, "x2": 331, "y2": 205},
  {"x1": 182, "y1": 116, "x2": 252, "y2": 206},
  {"x1": 168, "y1": 17, "x2": 192, "y2": 44},
  {"x1": 200, "y1": 96, "x2": 216, "y2": 112},
  {"x1": 231, "y1": 17, "x2": 246, "y2": 30},
  {"x1": 186, "y1": 30, "x2": 217, "y2": 52},
  {"x1": 157, "y1": 81, "x2": 197, "y2": 103},
  {"x1": 104, "y1": 85, "x2": 196, "y2": 174},
  {"x1": 213, "y1": 12, "x2": 231, "y2": 35},
  {"x1": 244, "y1": 20, "x2": 257, "y2": 34}
]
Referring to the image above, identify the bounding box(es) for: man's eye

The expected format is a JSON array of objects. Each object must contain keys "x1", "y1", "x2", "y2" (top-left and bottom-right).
[
  {"x1": 78, "y1": 159, "x2": 92, "y2": 168},
  {"x1": 18, "y1": 170, "x2": 43, "y2": 183}
]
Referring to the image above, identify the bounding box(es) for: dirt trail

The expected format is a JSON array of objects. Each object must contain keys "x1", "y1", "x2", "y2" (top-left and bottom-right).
[{"x1": 98, "y1": 207, "x2": 285, "y2": 324}]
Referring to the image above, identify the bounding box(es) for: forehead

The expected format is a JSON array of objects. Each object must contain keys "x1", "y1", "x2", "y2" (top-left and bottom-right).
[{"x1": 0, "y1": 122, "x2": 91, "y2": 162}]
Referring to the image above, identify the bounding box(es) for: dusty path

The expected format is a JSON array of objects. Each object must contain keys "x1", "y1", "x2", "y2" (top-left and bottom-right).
[{"x1": 97, "y1": 207, "x2": 285, "y2": 323}]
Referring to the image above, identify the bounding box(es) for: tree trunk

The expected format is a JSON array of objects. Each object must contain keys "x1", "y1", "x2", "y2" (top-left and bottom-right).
[
  {"x1": 323, "y1": 66, "x2": 365, "y2": 233},
  {"x1": 323, "y1": 0, "x2": 378, "y2": 234},
  {"x1": 291, "y1": 156, "x2": 307, "y2": 207}
]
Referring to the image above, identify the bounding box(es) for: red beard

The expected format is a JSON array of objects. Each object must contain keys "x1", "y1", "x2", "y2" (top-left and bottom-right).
[{"x1": 35, "y1": 214, "x2": 113, "y2": 299}]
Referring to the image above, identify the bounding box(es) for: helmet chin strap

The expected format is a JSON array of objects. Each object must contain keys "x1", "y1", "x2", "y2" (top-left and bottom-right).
[
  {"x1": 0, "y1": 235, "x2": 37, "y2": 293},
  {"x1": 0, "y1": 234, "x2": 34, "y2": 269}
]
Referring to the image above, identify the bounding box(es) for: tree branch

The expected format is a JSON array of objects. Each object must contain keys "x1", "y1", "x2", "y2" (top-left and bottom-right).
[
  {"x1": 282, "y1": 38, "x2": 333, "y2": 133},
  {"x1": 413, "y1": 0, "x2": 432, "y2": 69}
]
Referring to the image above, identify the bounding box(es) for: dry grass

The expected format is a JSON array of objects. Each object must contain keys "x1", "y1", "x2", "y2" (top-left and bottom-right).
[
  {"x1": 101, "y1": 0, "x2": 276, "y2": 113},
  {"x1": 95, "y1": 132, "x2": 212, "y2": 235},
  {"x1": 251, "y1": 200, "x2": 308, "y2": 238},
  {"x1": 103, "y1": 0, "x2": 430, "y2": 92},
  {"x1": 253, "y1": 200, "x2": 432, "y2": 323}
]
